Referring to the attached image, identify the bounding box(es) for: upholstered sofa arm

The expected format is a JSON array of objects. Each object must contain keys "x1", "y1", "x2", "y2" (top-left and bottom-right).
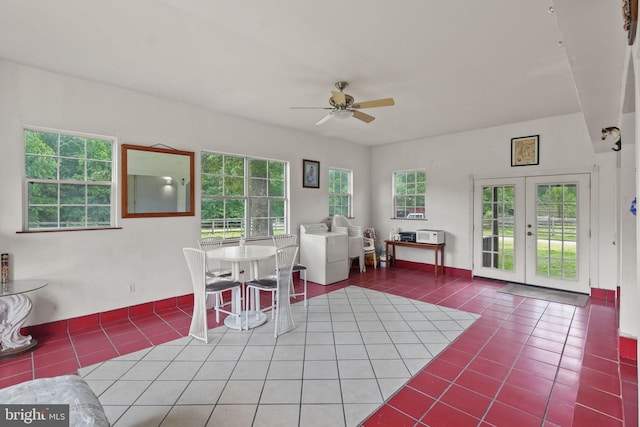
[{"x1": 0, "y1": 375, "x2": 109, "y2": 427}]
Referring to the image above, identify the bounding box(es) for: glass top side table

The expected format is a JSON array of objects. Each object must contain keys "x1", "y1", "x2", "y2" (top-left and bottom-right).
[{"x1": 0, "y1": 279, "x2": 48, "y2": 359}]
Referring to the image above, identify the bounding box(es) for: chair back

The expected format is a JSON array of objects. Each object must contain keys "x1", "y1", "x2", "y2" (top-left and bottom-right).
[
  {"x1": 198, "y1": 237, "x2": 225, "y2": 273},
  {"x1": 198, "y1": 236, "x2": 223, "y2": 251},
  {"x1": 272, "y1": 234, "x2": 297, "y2": 248},
  {"x1": 348, "y1": 225, "x2": 362, "y2": 237},
  {"x1": 274, "y1": 245, "x2": 298, "y2": 337},
  {"x1": 364, "y1": 237, "x2": 375, "y2": 251},
  {"x1": 275, "y1": 245, "x2": 298, "y2": 279},
  {"x1": 335, "y1": 226, "x2": 363, "y2": 258},
  {"x1": 182, "y1": 248, "x2": 208, "y2": 342},
  {"x1": 334, "y1": 226, "x2": 348, "y2": 235},
  {"x1": 331, "y1": 214, "x2": 352, "y2": 231},
  {"x1": 183, "y1": 248, "x2": 206, "y2": 291},
  {"x1": 334, "y1": 225, "x2": 362, "y2": 238}
]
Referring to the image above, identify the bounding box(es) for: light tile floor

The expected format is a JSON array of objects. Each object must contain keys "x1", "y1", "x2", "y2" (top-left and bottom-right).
[{"x1": 78, "y1": 286, "x2": 479, "y2": 427}]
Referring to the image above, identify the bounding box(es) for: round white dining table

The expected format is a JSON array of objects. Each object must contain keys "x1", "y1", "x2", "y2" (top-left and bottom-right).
[{"x1": 206, "y1": 245, "x2": 276, "y2": 330}]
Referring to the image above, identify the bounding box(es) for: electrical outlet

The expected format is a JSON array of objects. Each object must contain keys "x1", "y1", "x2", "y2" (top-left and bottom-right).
[{"x1": 128, "y1": 283, "x2": 135, "y2": 293}]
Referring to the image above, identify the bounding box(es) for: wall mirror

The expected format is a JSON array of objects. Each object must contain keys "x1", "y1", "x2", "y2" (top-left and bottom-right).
[{"x1": 121, "y1": 144, "x2": 195, "y2": 218}]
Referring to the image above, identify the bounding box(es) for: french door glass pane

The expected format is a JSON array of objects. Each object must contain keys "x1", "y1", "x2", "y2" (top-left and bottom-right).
[
  {"x1": 535, "y1": 183, "x2": 578, "y2": 280},
  {"x1": 481, "y1": 185, "x2": 515, "y2": 271}
]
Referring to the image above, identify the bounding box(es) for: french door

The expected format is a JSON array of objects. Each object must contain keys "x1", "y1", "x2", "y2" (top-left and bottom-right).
[{"x1": 473, "y1": 174, "x2": 590, "y2": 294}]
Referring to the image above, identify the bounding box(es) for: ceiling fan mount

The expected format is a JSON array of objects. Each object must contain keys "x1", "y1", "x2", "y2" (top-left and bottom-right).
[
  {"x1": 334, "y1": 81, "x2": 348, "y2": 91},
  {"x1": 290, "y1": 81, "x2": 395, "y2": 125}
]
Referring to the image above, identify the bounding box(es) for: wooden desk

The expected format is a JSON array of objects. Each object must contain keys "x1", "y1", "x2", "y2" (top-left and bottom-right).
[{"x1": 384, "y1": 240, "x2": 445, "y2": 276}]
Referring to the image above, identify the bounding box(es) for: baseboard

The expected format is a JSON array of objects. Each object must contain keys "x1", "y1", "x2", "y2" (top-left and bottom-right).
[
  {"x1": 392, "y1": 260, "x2": 471, "y2": 278},
  {"x1": 620, "y1": 336, "x2": 638, "y2": 362},
  {"x1": 26, "y1": 293, "x2": 195, "y2": 337},
  {"x1": 590, "y1": 287, "x2": 616, "y2": 304}
]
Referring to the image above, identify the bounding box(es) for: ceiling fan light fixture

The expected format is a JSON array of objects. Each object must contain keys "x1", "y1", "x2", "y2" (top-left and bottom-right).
[
  {"x1": 332, "y1": 109, "x2": 353, "y2": 119},
  {"x1": 292, "y1": 81, "x2": 394, "y2": 125}
]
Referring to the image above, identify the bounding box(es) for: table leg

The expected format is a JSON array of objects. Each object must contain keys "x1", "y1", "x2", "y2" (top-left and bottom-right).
[
  {"x1": 232, "y1": 263, "x2": 242, "y2": 282},
  {"x1": 225, "y1": 259, "x2": 268, "y2": 331},
  {"x1": 251, "y1": 260, "x2": 260, "y2": 311},
  {"x1": 435, "y1": 246, "x2": 444, "y2": 277},
  {"x1": 0, "y1": 294, "x2": 37, "y2": 358}
]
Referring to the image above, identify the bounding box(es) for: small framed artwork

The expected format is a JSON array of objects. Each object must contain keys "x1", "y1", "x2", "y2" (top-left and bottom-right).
[
  {"x1": 303, "y1": 159, "x2": 320, "y2": 188},
  {"x1": 511, "y1": 135, "x2": 539, "y2": 167}
]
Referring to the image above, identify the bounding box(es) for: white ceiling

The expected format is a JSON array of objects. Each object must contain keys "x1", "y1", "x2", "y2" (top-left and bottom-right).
[{"x1": 0, "y1": 0, "x2": 630, "y2": 150}]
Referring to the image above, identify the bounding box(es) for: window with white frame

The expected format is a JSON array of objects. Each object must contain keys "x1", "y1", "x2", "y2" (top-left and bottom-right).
[
  {"x1": 329, "y1": 168, "x2": 352, "y2": 217},
  {"x1": 201, "y1": 152, "x2": 287, "y2": 239},
  {"x1": 393, "y1": 169, "x2": 426, "y2": 219},
  {"x1": 24, "y1": 128, "x2": 115, "y2": 231}
]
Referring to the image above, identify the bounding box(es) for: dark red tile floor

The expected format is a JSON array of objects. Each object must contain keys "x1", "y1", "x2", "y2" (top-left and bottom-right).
[{"x1": 0, "y1": 267, "x2": 637, "y2": 426}]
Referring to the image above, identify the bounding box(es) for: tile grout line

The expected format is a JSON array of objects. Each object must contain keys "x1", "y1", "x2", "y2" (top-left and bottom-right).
[{"x1": 536, "y1": 301, "x2": 578, "y2": 425}]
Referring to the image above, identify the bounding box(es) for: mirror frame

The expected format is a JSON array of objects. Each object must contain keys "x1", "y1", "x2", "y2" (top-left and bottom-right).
[{"x1": 121, "y1": 144, "x2": 195, "y2": 218}]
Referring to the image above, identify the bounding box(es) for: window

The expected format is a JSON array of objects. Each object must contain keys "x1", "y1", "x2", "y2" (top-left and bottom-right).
[
  {"x1": 393, "y1": 169, "x2": 426, "y2": 218},
  {"x1": 24, "y1": 128, "x2": 115, "y2": 231},
  {"x1": 329, "y1": 168, "x2": 352, "y2": 217},
  {"x1": 201, "y1": 152, "x2": 287, "y2": 239}
]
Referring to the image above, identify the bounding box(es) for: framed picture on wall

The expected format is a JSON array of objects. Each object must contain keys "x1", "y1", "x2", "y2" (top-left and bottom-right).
[
  {"x1": 511, "y1": 135, "x2": 539, "y2": 167},
  {"x1": 303, "y1": 159, "x2": 320, "y2": 188}
]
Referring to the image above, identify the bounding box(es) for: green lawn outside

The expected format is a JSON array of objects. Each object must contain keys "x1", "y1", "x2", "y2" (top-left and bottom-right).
[{"x1": 485, "y1": 236, "x2": 577, "y2": 279}]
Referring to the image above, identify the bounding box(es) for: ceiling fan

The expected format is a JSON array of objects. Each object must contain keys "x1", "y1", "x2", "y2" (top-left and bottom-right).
[{"x1": 291, "y1": 81, "x2": 395, "y2": 125}]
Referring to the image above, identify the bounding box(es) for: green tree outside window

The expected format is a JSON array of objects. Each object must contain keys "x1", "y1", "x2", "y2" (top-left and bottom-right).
[{"x1": 24, "y1": 129, "x2": 114, "y2": 230}]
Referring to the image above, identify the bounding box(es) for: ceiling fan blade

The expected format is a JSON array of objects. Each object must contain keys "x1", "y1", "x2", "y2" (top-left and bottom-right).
[
  {"x1": 290, "y1": 106, "x2": 332, "y2": 109},
  {"x1": 315, "y1": 113, "x2": 333, "y2": 125},
  {"x1": 352, "y1": 110, "x2": 375, "y2": 123},
  {"x1": 352, "y1": 98, "x2": 395, "y2": 109},
  {"x1": 331, "y1": 90, "x2": 346, "y2": 105}
]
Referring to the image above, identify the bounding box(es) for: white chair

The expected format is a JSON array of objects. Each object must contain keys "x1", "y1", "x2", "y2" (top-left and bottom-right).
[
  {"x1": 183, "y1": 248, "x2": 242, "y2": 343},
  {"x1": 334, "y1": 225, "x2": 365, "y2": 273},
  {"x1": 331, "y1": 214, "x2": 351, "y2": 230},
  {"x1": 198, "y1": 236, "x2": 234, "y2": 312},
  {"x1": 272, "y1": 234, "x2": 307, "y2": 306},
  {"x1": 245, "y1": 245, "x2": 298, "y2": 338},
  {"x1": 198, "y1": 237, "x2": 247, "y2": 309},
  {"x1": 363, "y1": 237, "x2": 377, "y2": 271},
  {"x1": 332, "y1": 215, "x2": 367, "y2": 273},
  {"x1": 197, "y1": 237, "x2": 233, "y2": 279}
]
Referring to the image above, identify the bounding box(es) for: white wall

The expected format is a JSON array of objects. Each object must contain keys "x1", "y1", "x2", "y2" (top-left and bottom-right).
[
  {"x1": 371, "y1": 113, "x2": 618, "y2": 291},
  {"x1": 0, "y1": 58, "x2": 627, "y2": 328},
  {"x1": 630, "y1": 43, "x2": 640, "y2": 424},
  {"x1": 619, "y1": 113, "x2": 637, "y2": 341},
  {"x1": 0, "y1": 60, "x2": 371, "y2": 325}
]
